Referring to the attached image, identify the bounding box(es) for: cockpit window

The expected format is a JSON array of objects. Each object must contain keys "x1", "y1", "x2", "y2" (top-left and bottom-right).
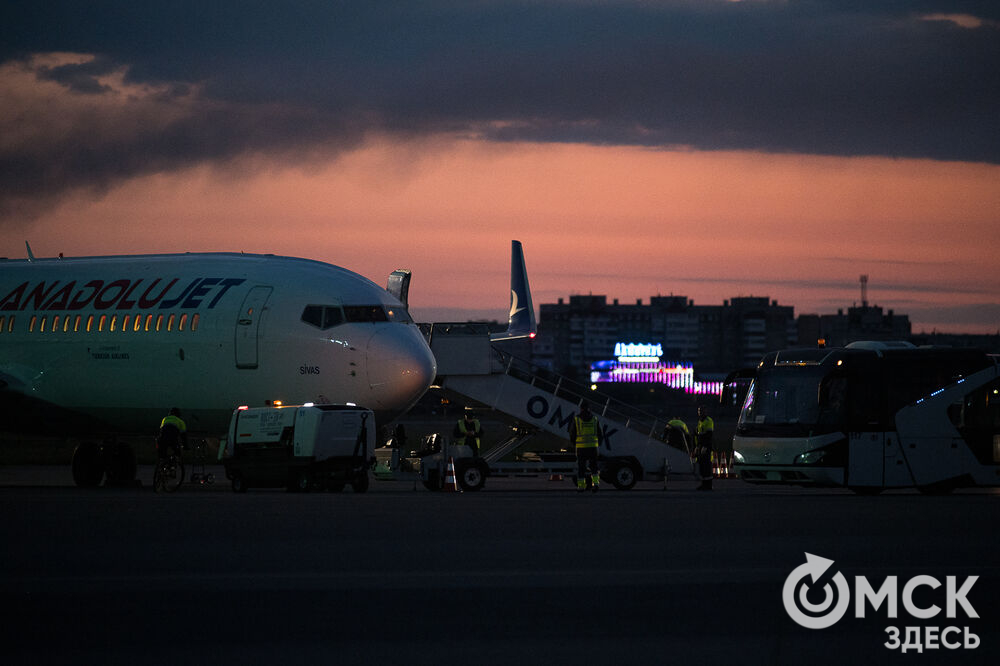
[
  {"x1": 344, "y1": 305, "x2": 389, "y2": 323},
  {"x1": 301, "y1": 305, "x2": 345, "y2": 330}
]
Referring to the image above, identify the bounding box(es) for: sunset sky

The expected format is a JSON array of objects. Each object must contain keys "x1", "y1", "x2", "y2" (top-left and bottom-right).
[{"x1": 2, "y1": 1, "x2": 998, "y2": 333}]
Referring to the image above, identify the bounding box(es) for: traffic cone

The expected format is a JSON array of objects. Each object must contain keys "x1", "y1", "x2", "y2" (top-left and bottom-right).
[
  {"x1": 725, "y1": 452, "x2": 734, "y2": 479},
  {"x1": 712, "y1": 452, "x2": 720, "y2": 478},
  {"x1": 443, "y1": 457, "x2": 460, "y2": 492}
]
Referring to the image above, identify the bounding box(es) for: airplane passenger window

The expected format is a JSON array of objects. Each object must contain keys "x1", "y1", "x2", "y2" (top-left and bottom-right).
[
  {"x1": 134, "y1": 315, "x2": 142, "y2": 332},
  {"x1": 344, "y1": 305, "x2": 389, "y2": 323},
  {"x1": 40, "y1": 316, "x2": 47, "y2": 332},
  {"x1": 110, "y1": 315, "x2": 118, "y2": 332},
  {"x1": 179, "y1": 313, "x2": 188, "y2": 331},
  {"x1": 191, "y1": 314, "x2": 200, "y2": 331},
  {"x1": 8, "y1": 316, "x2": 14, "y2": 332},
  {"x1": 0, "y1": 315, "x2": 5, "y2": 333},
  {"x1": 167, "y1": 314, "x2": 175, "y2": 331},
  {"x1": 156, "y1": 315, "x2": 164, "y2": 332},
  {"x1": 29, "y1": 316, "x2": 36, "y2": 332},
  {"x1": 122, "y1": 315, "x2": 130, "y2": 332},
  {"x1": 145, "y1": 314, "x2": 154, "y2": 332},
  {"x1": 52, "y1": 315, "x2": 60, "y2": 332},
  {"x1": 86, "y1": 315, "x2": 94, "y2": 332},
  {"x1": 99, "y1": 315, "x2": 107, "y2": 331},
  {"x1": 73, "y1": 315, "x2": 81, "y2": 332}
]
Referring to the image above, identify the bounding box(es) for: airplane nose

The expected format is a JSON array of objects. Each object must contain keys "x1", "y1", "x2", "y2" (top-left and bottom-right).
[{"x1": 366, "y1": 326, "x2": 437, "y2": 414}]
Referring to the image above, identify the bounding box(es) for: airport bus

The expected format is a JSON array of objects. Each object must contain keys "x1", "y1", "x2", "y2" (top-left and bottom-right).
[{"x1": 731, "y1": 341, "x2": 1000, "y2": 494}]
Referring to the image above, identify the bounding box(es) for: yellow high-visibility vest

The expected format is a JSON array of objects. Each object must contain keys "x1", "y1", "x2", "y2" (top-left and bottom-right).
[
  {"x1": 457, "y1": 419, "x2": 480, "y2": 448},
  {"x1": 574, "y1": 417, "x2": 599, "y2": 448}
]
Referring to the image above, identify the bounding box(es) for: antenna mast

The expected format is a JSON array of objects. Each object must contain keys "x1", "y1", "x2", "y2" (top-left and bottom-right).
[{"x1": 860, "y1": 274, "x2": 868, "y2": 308}]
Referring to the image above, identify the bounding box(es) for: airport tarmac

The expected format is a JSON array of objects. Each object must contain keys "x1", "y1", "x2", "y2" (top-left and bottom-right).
[{"x1": 1, "y1": 466, "x2": 997, "y2": 665}]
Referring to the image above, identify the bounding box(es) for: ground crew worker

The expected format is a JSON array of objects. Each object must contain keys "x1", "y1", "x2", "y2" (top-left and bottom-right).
[
  {"x1": 568, "y1": 401, "x2": 602, "y2": 493},
  {"x1": 664, "y1": 417, "x2": 691, "y2": 455},
  {"x1": 158, "y1": 407, "x2": 187, "y2": 460},
  {"x1": 695, "y1": 405, "x2": 714, "y2": 490},
  {"x1": 453, "y1": 411, "x2": 483, "y2": 457}
]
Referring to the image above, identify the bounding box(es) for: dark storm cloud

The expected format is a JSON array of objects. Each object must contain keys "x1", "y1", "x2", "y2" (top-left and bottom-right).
[{"x1": 1, "y1": 1, "x2": 998, "y2": 216}]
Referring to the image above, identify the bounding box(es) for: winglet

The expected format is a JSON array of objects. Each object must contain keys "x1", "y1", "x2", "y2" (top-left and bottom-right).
[
  {"x1": 25, "y1": 241, "x2": 35, "y2": 262},
  {"x1": 490, "y1": 240, "x2": 536, "y2": 341},
  {"x1": 387, "y1": 269, "x2": 411, "y2": 307}
]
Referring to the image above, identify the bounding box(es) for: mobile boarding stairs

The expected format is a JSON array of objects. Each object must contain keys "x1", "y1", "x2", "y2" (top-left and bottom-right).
[{"x1": 417, "y1": 323, "x2": 694, "y2": 489}]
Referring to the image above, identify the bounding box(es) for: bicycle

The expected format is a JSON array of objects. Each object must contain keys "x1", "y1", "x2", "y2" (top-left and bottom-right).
[{"x1": 153, "y1": 448, "x2": 185, "y2": 493}]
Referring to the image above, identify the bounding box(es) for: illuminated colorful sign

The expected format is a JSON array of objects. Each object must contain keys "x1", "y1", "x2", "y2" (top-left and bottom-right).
[{"x1": 593, "y1": 342, "x2": 722, "y2": 395}]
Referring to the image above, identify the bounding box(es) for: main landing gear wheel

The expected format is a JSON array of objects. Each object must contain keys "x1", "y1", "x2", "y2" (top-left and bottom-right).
[{"x1": 71, "y1": 442, "x2": 104, "y2": 487}]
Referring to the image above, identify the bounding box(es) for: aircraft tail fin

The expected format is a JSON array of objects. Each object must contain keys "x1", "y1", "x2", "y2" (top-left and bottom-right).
[{"x1": 490, "y1": 240, "x2": 536, "y2": 342}]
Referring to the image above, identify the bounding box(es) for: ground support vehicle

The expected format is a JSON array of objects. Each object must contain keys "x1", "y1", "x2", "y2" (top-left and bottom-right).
[
  {"x1": 222, "y1": 404, "x2": 375, "y2": 493},
  {"x1": 373, "y1": 429, "x2": 671, "y2": 491},
  {"x1": 731, "y1": 342, "x2": 1000, "y2": 494}
]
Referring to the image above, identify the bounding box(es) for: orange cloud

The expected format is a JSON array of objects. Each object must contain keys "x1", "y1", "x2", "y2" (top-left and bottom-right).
[{"x1": 7, "y1": 137, "x2": 999, "y2": 333}]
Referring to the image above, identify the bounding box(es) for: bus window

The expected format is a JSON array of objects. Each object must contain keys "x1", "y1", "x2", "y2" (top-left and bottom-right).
[{"x1": 952, "y1": 378, "x2": 1000, "y2": 465}]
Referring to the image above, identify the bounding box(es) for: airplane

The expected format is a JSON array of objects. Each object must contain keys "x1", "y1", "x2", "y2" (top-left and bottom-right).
[{"x1": 0, "y1": 241, "x2": 535, "y2": 487}]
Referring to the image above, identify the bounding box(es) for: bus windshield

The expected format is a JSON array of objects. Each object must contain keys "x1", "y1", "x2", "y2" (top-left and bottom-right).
[{"x1": 739, "y1": 366, "x2": 840, "y2": 436}]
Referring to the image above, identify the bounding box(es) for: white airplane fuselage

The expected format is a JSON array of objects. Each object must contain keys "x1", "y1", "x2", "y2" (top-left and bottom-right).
[{"x1": 0, "y1": 252, "x2": 436, "y2": 436}]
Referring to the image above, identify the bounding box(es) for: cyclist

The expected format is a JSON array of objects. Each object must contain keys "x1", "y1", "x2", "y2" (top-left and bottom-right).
[{"x1": 157, "y1": 407, "x2": 188, "y2": 460}]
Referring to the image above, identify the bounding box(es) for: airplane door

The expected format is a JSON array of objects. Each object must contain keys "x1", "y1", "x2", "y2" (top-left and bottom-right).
[{"x1": 235, "y1": 286, "x2": 273, "y2": 369}]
